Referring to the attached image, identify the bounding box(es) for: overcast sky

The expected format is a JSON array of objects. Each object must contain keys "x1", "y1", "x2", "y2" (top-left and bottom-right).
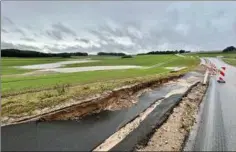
[{"x1": 1, "y1": 1, "x2": 236, "y2": 54}]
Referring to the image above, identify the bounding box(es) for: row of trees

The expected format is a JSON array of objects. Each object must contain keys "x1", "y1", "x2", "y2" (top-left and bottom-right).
[
  {"x1": 2, "y1": 48, "x2": 196, "y2": 58},
  {"x1": 1, "y1": 49, "x2": 88, "y2": 58},
  {"x1": 97, "y1": 52, "x2": 127, "y2": 56},
  {"x1": 222, "y1": 46, "x2": 236, "y2": 52},
  {"x1": 138, "y1": 50, "x2": 190, "y2": 55}
]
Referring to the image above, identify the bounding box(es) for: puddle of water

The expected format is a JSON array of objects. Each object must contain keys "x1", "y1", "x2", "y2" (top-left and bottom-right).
[
  {"x1": 40, "y1": 66, "x2": 143, "y2": 73},
  {"x1": 16, "y1": 59, "x2": 142, "y2": 73},
  {"x1": 17, "y1": 59, "x2": 99, "y2": 70},
  {"x1": 165, "y1": 67, "x2": 186, "y2": 71}
]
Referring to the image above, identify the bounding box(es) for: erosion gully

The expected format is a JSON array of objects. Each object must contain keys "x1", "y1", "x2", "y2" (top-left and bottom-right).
[{"x1": 2, "y1": 72, "x2": 203, "y2": 151}]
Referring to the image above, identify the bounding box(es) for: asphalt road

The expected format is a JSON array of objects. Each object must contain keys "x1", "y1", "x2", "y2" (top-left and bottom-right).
[{"x1": 193, "y1": 57, "x2": 236, "y2": 151}]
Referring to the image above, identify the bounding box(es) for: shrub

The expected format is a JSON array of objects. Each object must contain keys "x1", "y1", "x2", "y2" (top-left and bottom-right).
[
  {"x1": 121, "y1": 55, "x2": 133, "y2": 58},
  {"x1": 54, "y1": 84, "x2": 70, "y2": 95}
]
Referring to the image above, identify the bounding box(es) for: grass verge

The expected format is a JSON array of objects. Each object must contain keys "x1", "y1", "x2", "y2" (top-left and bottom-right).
[{"x1": 222, "y1": 58, "x2": 236, "y2": 66}]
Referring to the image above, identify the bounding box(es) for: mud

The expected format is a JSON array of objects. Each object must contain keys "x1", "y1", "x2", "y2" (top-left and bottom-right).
[{"x1": 136, "y1": 83, "x2": 207, "y2": 151}]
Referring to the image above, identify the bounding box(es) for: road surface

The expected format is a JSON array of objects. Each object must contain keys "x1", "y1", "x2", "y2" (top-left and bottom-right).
[{"x1": 193, "y1": 57, "x2": 236, "y2": 151}]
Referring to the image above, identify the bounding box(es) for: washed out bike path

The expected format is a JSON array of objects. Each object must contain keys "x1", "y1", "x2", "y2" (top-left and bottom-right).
[{"x1": 2, "y1": 72, "x2": 202, "y2": 151}]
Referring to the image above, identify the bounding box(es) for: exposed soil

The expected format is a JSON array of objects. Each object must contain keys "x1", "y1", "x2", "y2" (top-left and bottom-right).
[
  {"x1": 34, "y1": 75, "x2": 179, "y2": 122},
  {"x1": 135, "y1": 83, "x2": 207, "y2": 151}
]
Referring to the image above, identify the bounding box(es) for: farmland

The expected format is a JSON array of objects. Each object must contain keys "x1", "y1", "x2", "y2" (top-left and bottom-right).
[
  {"x1": 2, "y1": 54, "x2": 199, "y2": 117},
  {"x1": 2, "y1": 55, "x2": 199, "y2": 94}
]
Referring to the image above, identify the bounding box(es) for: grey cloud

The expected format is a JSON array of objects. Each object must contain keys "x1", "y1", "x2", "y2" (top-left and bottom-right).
[
  {"x1": 233, "y1": 19, "x2": 236, "y2": 35},
  {"x1": 17, "y1": 44, "x2": 40, "y2": 51},
  {"x1": 75, "y1": 38, "x2": 90, "y2": 43},
  {"x1": 26, "y1": 25, "x2": 33, "y2": 30},
  {"x1": 20, "y1": 37, "x2": 36, "y2": 42},
  {"x1": 88, "y1": 22, "x2": 157, "y2": 51},
  {"x1": 46, "y1": 30, "x2": 63, "y2": 40},
  {"x1": 89, "y1": 28, "x2": 140, "y2": 51},
  {"x1": 14, "y1": 28, "x2": 26, "y2": 36},
  {"x1": 2, "y1": 1, "x2": 236, "y2": 53},
  {"x1": 2, "y1": 16, "x2": 14, "y2": 26},
  {"x1": 123, "y1": 21, "x2": 142, "y2": 30},
  {"x1": 1, "y1": 41, "x2": 40, "y2": 51},
  {"x1": 2, "y1": 40, "x2": 96, "y2": 53},
  {"x1": 79, "y1": 38, "x2": 90, "y2": 43},
  {"x1": 88, "y1": 18, "x2": 206, "y2": 52},
  {"x1": 52, "y1": 22, "x2": 77, "y2": 37},
  {"x1": 45, "y1": 22, "x2": 77, "y2": 40},
  {"x1": 87, "y1": 25, "x2": 144, "y2": 53},
  {"x1": 1, "y1": 41, "x2": 15, "y2": 49},
  {"x1": 44, "y1": 44, "x2": 98, "y2": 53},
  {"x1": 166, "y1": 9, "x2": 179, "y2": 25},
  {"x1": 100, "y1": 42, "x2": 136, "y2": 53},
  {"x1": 1, "y1": 28, "x2": 8, "y2": 33},
  {"x1": 34, "y1": 33, "x2": 39, "y2": 37},
  {"x1": 216, "y1": 10, "x2": 225, "y2": 18},
  {"x1": 89, "y1": 29, "x2": 111, "y2": 42}
]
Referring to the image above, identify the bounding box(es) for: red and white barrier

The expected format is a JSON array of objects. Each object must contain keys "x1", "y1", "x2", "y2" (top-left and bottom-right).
[{"x1": 217, "y1": 66, "x2": 226, "y2": 82}]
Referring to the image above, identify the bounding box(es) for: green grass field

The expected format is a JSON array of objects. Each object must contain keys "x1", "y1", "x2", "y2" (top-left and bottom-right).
[
  {"x1": 1, "y1": 55, "x2": 199, "y2": 117},
  {"x1": 222, "y1": 58, "x2": 236, "y2": 66},
  {"x1": 2, "y1": 67, "x2": 169, "y2": 93},
  {"x1": 2, "y1": 55, "x2": 199, "y2": 94},
  {"x1": 64, "y1": 55, "x2": 175, "y2": 67}
]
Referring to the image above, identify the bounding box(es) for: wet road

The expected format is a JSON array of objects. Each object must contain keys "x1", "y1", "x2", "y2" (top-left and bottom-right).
[{"x1": 193, "y1": 57, "x2": 236, "y2": 151}]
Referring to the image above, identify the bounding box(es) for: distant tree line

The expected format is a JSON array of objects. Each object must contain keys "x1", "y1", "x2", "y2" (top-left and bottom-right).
[
  {"x1": 121, "y1": 55, "x2": 133, "y2": 58},
  {"x1": 222, "y1": 46, "x2": 236, "y2": 52},
  {"x1": 1, "y1": 49, "x2": 88, "y2": 58},
  {"x1": 97, "y1": 52, "x2": 127, "y2": 56},
  {"x1": 137, "y1": 50, "x2": 190, "y2": 55}
]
